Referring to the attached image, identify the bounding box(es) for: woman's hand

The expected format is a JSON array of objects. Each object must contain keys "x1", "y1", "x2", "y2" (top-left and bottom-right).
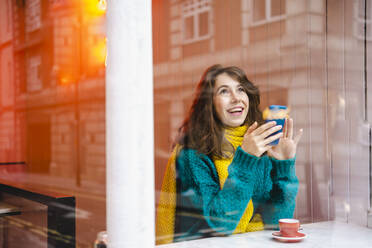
[
  {"x1": 267, "y1": 118, "x2": 303, "y2": 160},
  {"x1": 241, "y1": 121, "x2": 284, "y2": 157}
]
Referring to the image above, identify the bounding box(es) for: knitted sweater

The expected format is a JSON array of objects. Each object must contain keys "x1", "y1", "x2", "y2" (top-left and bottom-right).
[{"x1": 173, "y1": 146, "x2": 298, "y2": 242}]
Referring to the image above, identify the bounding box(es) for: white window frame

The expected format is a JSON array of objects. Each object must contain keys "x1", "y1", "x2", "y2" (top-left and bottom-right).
[
  {"x1": 250, "y1": 0, "x2": 286, "y2": 27},
  {"x1": 181, "y1": 0, "x2": 212, "y2": 44},
  {"x1": 353, "y1": 0, "x2": 372, "y2": 41}
]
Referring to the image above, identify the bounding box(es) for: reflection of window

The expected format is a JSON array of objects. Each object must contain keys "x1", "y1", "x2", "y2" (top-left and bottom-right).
[
  {"x1": 26, "y1": 56, "x2": 42, "y2": 92},
  {"x1": 252, "y1": 0, "x2": 286, "y2": 26},
  {"x1": 353, "y1": 0, "x2": 372, "y2": 41},
  {"x1": 6, "y1": 0, "x2": 11, "y2": 32},
  {"x1": 25, "y1": 0, "x2": 42, "y2": 33},
  {"x1": 181, "y1": 0, "x2": 211, "y2": 44}
]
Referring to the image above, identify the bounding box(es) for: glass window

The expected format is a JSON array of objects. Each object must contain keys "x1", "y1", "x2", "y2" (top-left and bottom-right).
[
  {"x1": 198, "y1": 11, "x2": 209, "y2": 37},
  {"x1": 0, "y1": 0, "x2": 107, "y2": 246},
  {"x1": 6, "y1": 0, "x2": 11, "y2": 32},
  {"x1": 184, "y1": 15, "x2": 195, "y2": 40},
  {"x1": 357, "y1": 0, "x2": 365, "y2": 19},
  {"x1": 182, "y1": 0, "x2": 211, "y2": 43},
  {"x1": 26, "y1": 56, "x2": 42, "y2": 92},
  {"x1": 354, "y1": 0, "x2": 372, "y2": 41},
  {"x1": 154, "y1": 0, "x2": 372, "y2": 245},
  {"x1": 271, "y1": 0, "x2": 285, "y2": 17},
  {"x1": 252, "y1": 0, "x2": 286, "y2": 25},
  {"x1": 2, "y1": 0, "x2": 372, "y2": 246},
  {"x1": 253, "y1": 0, "x2": 266, "y2": 22}
]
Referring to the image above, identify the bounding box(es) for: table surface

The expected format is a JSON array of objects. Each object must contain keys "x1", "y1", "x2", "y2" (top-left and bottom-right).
[{"x1": 157, "y1": 221, "x2": 372, "y2": 248}]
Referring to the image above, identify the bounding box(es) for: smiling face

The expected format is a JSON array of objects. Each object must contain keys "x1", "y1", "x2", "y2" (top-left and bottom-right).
[{"x1": 213, "y1": 73, "x2": 249, "y2": 127}]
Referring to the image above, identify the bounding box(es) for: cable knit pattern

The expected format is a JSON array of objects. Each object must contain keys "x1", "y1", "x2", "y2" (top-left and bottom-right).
[
  {"x1": 213, "y1": 126, "x2": 265, "y2": 234},
  {"x1": 174, "y1": 147, "x2": 299, "y2": 242},
  {"x1": 259, "y1": 156, "x2": 299, "y2": 228}
]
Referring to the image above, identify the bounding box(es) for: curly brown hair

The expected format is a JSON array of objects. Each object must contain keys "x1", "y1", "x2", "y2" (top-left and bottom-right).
[{"x1": 177, "y1": 64, "x2": 263, "y2": 158}]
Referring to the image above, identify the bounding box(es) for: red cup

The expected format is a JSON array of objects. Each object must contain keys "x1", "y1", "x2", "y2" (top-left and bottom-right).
[{"x1": 279, "y1": 219, "x2": 300, "y2": 237}]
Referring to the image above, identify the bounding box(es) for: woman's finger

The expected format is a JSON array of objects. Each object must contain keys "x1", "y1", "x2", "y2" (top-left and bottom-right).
[
  {"x1": 288, "y1": 118, "x2": 294, "y2": 139},
  {"x1": 246, "y1": 121, "x2": 258, "y2": 135},
  {"x1": 283, "y1": 118, "x2": 288, "y2": 138},
  {"x1": 259, "y1": 125, "x2": 283, "y2": 140},
  {"x1": 293, "y1": 128, "x2": 303, "y2": 145},
  {"x1": 263, "y1": 132, "x2": 283, "y2": 146},
  {"x1": 251, "y1": 121, "x2": 276, "y2": 136}
]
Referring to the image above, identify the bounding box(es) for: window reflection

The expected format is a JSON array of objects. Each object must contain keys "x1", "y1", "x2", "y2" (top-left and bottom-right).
[
  {"x1": 270, "y1": 0, "x2": 285, "y2": 17},
  {"x1": 182, "y1": 0, "x2": 211, "y2": 43},
  {"x1": 154, "y1": 0, "x2": 372, "y2": 244},
  {"x1": 184, "y1": 16, "x2": 195, "y2": 40},
  {"x1": 354, "y1": 0, "x2": 372, "y2": 41},
  {"x1": 252, "y1": 0, "x2": 285, "y2": 25},
  {"x1": 253, "y1": 0, "x2": 266, "y2": 22},
  {"x1": 198, "y1": 11, "x2": 209, "y2": 37},
  {"x1": 0, "y1": 0, "x2": 106, "y2": 246}
]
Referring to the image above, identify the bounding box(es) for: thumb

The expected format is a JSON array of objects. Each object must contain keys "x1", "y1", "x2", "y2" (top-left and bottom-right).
[
  {"x1": 267, "y1": 147, "x2": 279, "y2": 158},
  {"x1": 293, "y1": 129, "x2": 304, "y2": 145},
  {"x1": 246, "y1": 121, "x2": 258, "y2": 135}
]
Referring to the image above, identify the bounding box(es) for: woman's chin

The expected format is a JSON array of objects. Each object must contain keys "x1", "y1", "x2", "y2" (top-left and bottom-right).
[{"x1": 224, "y1": 121, "x2": 245, "y2": 128}]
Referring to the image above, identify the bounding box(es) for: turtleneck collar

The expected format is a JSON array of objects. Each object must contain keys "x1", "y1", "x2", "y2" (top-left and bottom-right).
[{"x1": 224, "y1": 125, "x2": 248, "y2": 149}]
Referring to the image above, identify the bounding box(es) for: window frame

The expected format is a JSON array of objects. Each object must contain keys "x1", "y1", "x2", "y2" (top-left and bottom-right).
[
  {"x1": 181, "y1": 0, "x2": 212, "y2": 44},
  {"x1": 26, "y1": 55, "x2": 42, "y2": 92},
  {"x1": 6, "y1": 0, "x2": 11, "y2": 33},
  {"x1": 250, "y1": 0, "x2": 287, "y2": 27},
  {"x1": 353, "y1": 0, "x2": 372, "y2": 41}
]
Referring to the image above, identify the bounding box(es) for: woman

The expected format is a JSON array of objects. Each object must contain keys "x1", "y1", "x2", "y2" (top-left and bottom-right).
[{"x1": 156, "y1": 65, "x2": 303, "y2": 244}]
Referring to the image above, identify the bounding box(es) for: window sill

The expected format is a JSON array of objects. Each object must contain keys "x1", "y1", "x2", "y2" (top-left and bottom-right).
[
  {"x1": 182, "y1": 35, "x2": 211, "y2": 45},
  {"x1": 157, "y1": 221, "x2": 372, "y2": 247},
  {"x1": 250, "y1": 15, "x2": 286, "y2": 28}
]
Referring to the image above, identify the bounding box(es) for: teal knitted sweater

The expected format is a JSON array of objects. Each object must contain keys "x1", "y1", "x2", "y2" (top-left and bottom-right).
[{"x1": 173, "y1": 146, "x2": 298, "y2": 242}]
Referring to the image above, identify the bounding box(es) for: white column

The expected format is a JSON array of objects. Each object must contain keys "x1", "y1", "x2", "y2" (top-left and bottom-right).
[{"x1": 106, "y1": 1, "x2": 154, "y2": 247}]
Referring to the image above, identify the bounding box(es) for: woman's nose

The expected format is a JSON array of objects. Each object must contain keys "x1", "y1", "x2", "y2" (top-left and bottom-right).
[{"x1": 230, "y1": 91, "x2": 239, "y2": 102}]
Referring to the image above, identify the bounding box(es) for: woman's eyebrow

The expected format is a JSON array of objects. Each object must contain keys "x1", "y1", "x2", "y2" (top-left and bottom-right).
[{"x1": 216, "y1": 85, "x2": 229, "y2": 90}]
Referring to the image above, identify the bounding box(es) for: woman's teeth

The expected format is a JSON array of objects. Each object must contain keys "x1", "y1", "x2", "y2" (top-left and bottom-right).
[{"x1": 228, "y1": 107, "x2": 243, "y2": 113}]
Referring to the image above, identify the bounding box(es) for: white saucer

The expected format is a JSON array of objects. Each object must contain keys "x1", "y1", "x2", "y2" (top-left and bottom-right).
[{"x1": 272, "y1": 231, "x2": 307, "y2": 242}]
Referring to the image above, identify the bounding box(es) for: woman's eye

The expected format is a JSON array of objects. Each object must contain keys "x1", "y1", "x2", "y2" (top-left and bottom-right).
[
  {"x1": 238, "y1": 87, "x2": 245, "y2": 92},
  {"x1": 219, "y1": 89, "x2": 228, "y2": 94}
]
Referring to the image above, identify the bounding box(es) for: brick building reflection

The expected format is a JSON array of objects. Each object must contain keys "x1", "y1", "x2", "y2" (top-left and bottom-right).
[
  {"x1": 153, "y1": 0, "x2": 370, "y2": 226},
  {"x1": 0, "y1": 0, "x2": 371, "y2": 245},
  {"x1": 0, "y1": 0, "x2": 106, "y2": 246},
  {"x1": 0, "y1": 0, "x2": 106, "y2": 180}
]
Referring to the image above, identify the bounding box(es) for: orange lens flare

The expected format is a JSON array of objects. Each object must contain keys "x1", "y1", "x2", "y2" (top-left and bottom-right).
[
  {"x1": 91, "y1": 39, "x2": 107, "y2": 66},
  {"x1": 83, "y1": 0, "x2": 106, "y2": 16}
]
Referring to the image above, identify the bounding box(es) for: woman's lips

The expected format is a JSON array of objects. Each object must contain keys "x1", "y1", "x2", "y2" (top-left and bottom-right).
[{"x1": 227, "y1": 107, "x2": 244, "y2": 116}]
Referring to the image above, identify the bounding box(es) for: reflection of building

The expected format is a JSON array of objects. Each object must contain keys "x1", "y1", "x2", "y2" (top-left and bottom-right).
[
  {"x1": 0, "y1": 0, "x2": 19, "y2": 164},
  {"x1": 153, "y1": 0, "x2": 371, "y2": 226},
  {"x1": 0, "y1": 0, "x2": 106, "y2": 245},
  {"x1": 0, "y1": 0, "x2": 106, "y2": 179}
]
